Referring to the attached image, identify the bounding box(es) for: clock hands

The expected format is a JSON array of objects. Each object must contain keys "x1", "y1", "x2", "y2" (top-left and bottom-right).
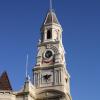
[
  {"x1": 43, "y1": 74, "x2": 52, "y2": 82},
  {"x1": 35, "y1": 73, "x2": 52, "y2": 83},
  {"x1": 44, "y1": 74, "x2": 51, "y2": 79}
]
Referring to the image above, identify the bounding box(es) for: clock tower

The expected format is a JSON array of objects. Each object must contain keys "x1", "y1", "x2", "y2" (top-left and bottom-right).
[{"x1": 33, "y1": 9, "x2": 72, "y2": 100}]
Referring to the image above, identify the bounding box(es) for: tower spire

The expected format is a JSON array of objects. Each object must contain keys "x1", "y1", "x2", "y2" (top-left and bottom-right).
[{"x1": 50, "y1": 0, "x2": 53, "y2": 10}]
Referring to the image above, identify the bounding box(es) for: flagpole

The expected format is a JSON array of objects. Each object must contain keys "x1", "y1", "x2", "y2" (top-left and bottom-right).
[{"x1": 26, "y1": 54, "x2": 29, "y2": 79}]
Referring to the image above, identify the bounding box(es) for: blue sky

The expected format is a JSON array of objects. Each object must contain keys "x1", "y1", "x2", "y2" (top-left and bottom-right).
[{"x1": 0, "y1": 0, "x2": 100, "y2": 100}]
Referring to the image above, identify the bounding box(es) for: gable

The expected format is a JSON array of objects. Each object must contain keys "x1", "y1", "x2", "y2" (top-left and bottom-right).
[{"x1": 0, "y1": 71, "x2": 12, "y2": 90}]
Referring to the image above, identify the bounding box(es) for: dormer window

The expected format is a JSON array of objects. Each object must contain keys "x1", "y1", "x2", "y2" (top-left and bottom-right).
[{"x1": 47, "y1": 30, "x2": 52, "y2": 39}]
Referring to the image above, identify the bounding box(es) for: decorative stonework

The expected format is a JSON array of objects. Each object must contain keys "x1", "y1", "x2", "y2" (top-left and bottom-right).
[
  {"x1": 33, "y1": 9, "x2": 72, "y2": 100},
  {"x1": 0, "y1": 7, "x2": 72, "y2": 100}
]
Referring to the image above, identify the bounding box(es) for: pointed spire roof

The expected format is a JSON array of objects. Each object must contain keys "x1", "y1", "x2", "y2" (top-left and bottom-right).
[
  {"x1": 0, "y1": 71, "x2": 12, "y2": 90},
  {"x1": 43, "y1": 9, "x2": 60, "y2": 25}
]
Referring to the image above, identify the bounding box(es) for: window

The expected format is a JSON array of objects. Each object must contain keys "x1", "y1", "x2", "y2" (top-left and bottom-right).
[
  {"x1": 65, "y1": 78, "x2": 68, "y2": 83},
  {"x1": 35, "y1": 73, "x2": 38, "y2": 86},
  {"x1": 47, "y1": 30, "x2": 52, "y2": 39},
  {"x1": 56, "y1": 70, "x2": 59, "y2": 84},
  {"x1": 41, "y1": 33, "x2": 44, "y2": 42}
]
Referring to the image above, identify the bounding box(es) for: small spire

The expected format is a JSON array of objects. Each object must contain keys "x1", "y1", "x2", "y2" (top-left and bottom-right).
[{"x1": 50, "y1": 0, "x2": 53, "y2": 10}]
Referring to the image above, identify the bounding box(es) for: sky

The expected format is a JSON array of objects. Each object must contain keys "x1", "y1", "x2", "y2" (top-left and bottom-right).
[{"x1": 0, "y1": 0, "x2": 100, "y2": 100}]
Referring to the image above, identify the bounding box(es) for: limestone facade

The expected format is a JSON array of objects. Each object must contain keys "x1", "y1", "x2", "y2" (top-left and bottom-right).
[{"x1": 0, "y1": 9, "x2": 72, "y2": 100}]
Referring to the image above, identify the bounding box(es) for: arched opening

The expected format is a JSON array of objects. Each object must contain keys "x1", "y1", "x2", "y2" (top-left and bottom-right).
[
  {"x1": 47, "y1": 30, "x2": 52, "y2": 39},
  {"x1": 41, "y1": 32, "x2": 44, "y2": 42},
  {"x1": 37, "y1": 89, "x2": 65, "y2": 100}
]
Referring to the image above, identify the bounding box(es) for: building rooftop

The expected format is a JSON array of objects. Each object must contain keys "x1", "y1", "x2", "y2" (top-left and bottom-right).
[
  {"x1": 43, "y1": 10, "x2": 60, "y2": 25},
  {"x1": 0, "y1": 71, "x2": 12, "y2": 91}
]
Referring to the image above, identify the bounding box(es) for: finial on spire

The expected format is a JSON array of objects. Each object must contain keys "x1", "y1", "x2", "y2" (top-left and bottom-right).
[
  {"x1": 25, "y1": 54, "x2": 29, "y2": 79},
  {"x1": 50, "y1": 0, "x2": 53, "y2": 10}
]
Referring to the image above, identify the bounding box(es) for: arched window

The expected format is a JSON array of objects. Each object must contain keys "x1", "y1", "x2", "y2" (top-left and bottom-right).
[
  {"x1": 41, "y1": 32, "x2": 44, "y2": 42},
  {"x1": 47, "y1": 30, "x2": 52, "y2": 39}
]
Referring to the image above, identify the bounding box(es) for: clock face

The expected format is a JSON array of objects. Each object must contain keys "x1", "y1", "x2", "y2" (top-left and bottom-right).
[
  {"x1": 45, "y1": 50, "x2": 53, "y2": 58},
  {"x1": 41, "y1": 70, "x2": 53, "y2": 84},
  {"x1": 43, "y1": 49, "x2": 54, "y2": 63}
]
